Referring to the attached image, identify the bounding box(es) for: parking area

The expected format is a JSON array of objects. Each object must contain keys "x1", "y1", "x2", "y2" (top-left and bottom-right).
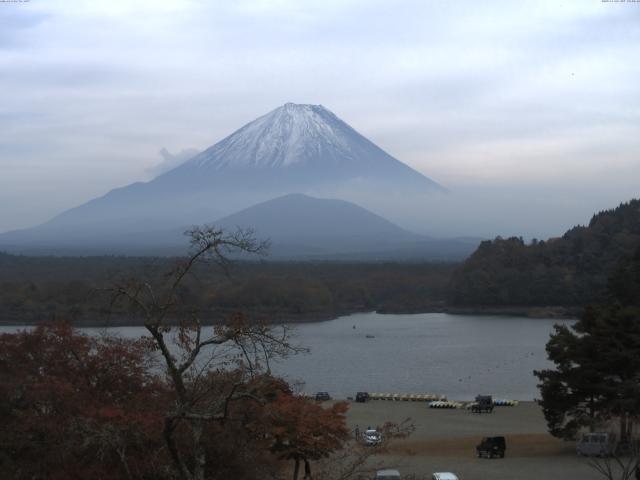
[{"x1": 344, "y1": 400, "x2": 605, "y2": 480}]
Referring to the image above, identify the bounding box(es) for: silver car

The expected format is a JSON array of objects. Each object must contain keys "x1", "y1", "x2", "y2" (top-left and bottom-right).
[{"x1": 374, "y1": 469, "x2": 401, "y2": 479}]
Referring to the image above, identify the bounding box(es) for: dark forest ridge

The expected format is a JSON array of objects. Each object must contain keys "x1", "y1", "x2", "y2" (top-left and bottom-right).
[{"x1": 449, "y1": 198, "x2": 640, "y2": 310}]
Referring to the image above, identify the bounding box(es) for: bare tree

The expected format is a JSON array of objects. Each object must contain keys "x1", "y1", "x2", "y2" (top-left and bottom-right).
[
  {"x1": 109, "y1": 226, "x2": 300, "y2": 480},
  {"x1": 588, "y1": 437, "x2": 640, "y2": 480}
]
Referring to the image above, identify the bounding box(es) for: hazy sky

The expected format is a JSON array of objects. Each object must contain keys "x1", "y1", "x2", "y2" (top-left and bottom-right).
[{"x1": 1, "y1": 0, "x2": 639, "y2": 235}]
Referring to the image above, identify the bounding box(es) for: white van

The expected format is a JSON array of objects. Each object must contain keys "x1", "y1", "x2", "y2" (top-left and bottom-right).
[{"x1": 432, "y1": 473, "x2": 459, "y2": 480}]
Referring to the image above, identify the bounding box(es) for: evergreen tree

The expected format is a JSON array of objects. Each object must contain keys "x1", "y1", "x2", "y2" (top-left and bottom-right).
[{"x1": 535, "y1": 246, "x2": 640, "y2": 441}]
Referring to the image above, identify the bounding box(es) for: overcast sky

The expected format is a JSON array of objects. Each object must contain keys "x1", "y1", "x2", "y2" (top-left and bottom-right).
[{"x1": 1, "y1": 0, "x2": 639, "y2": 235}]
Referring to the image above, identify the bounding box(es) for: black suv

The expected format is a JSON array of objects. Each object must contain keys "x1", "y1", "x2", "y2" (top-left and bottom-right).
[
  {"x1": 355, "y1": 392, "x2": 370, "y2": 403},
  {"x1": 476, "y1": 436, "x2": 506, "y2": 458},
  {"x1": 315, "y1": 391, "x2": 331, "y2": 401},
  {"x1": 471, "y1": 395, "x2": 494, "y2": 413}
]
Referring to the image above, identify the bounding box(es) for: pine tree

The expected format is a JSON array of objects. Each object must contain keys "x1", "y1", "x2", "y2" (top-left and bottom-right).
[{"x1": 535, "y1": 247, "x2": 640, "y2": 441}]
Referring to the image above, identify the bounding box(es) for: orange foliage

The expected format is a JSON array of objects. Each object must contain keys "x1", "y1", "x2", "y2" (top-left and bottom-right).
[{"x1": 262, "y1": 394, "x2": 350, "y2": 478}]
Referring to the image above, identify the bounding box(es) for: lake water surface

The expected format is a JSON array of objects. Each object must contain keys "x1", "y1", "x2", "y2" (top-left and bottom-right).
[
  {"x1": 272, "y1": 312, "x2": 572, "y2": 400},
  {"x1": 1, "y1": 312, "x2": 572, "y2": 401}
]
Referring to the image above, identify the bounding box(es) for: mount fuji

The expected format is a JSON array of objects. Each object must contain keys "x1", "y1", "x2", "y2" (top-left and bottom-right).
[
  {"x1": 147, "y1": 102, "x2": 444, "y2": 209},
  {"x1": 163, "y1": 102, "x2": 443, "y2": 186},
  {"x1": 0, "y1": 103, "x2": 446, "y2": 254}
]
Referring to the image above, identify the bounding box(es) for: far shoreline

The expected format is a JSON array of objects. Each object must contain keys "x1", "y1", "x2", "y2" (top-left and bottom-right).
[{"x1": 0, "y1": 305, "x2": 580, "y2": 328}]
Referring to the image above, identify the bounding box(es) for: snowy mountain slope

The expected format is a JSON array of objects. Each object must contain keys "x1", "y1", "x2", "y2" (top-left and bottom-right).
[
  {"x1": 179, "y1": 103, "x2": 434, "y2": 174},
  {"x1": 194, "y1": 103, "x2": 358, "y2": 169},
  {"x1": 156, "y1": 103, "x2": 444, "y2": 191}
]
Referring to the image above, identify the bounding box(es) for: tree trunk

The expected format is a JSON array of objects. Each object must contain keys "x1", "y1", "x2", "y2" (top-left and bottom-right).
[
  {"x1": 117, "y1": 447, "x2": 133, "y2": 480},
  {"x1": 304, "y1": 458, "x2": 312, "y2": 479},
  {"x1": 164, "y1": 417, "x2": 192, "y2": 480},
  {"x1": 620, "y1": 413, "x2": 628, "y2": 444},
  {"x1": 191, "y1": 419, "x2": 206, "y2": 480},
  {"x1": 293, "y1": 457, "x2": 300, "y2": 480}
]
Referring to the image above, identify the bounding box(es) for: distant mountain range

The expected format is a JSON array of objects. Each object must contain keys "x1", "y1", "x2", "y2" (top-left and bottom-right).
[
  {"x1": 215, "y1": 194, "x2": 478, "y2": 260},
  {"x1": 217, "y1": 193, "x2": 421, "y2": 249},
  {"x1": 0, "y1": 193, "x2": 478, "y2": 260},
  {"x1": 0, "y1": 103, "x2": 458, "y2": 258}
]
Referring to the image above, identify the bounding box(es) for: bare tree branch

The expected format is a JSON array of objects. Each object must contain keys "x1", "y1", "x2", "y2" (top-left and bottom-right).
[{"x1": 104, "y1": 226, "x2": 291, "y2": 480}]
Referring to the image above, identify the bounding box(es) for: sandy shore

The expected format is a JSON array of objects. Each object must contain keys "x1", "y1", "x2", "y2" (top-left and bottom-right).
[{"x1": 343, "y1": 400, "x2": 605, "y2": 480}]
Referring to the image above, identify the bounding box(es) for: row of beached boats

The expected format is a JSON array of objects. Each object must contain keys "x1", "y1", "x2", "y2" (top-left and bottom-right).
[
  {"x1": 368, "y1": 393, "x2": 446, "y2": 401},
  {"x1": 429, "y1": 398, "x2": 520, "y2": 409},
  {"x1": 366, "y1": 393, "x2": 519, "y2": 409}
]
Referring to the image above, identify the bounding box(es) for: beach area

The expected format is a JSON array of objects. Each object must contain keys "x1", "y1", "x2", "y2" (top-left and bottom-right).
[{"x1": 344, "y1": 400, "x2": 605, "y2": 480}]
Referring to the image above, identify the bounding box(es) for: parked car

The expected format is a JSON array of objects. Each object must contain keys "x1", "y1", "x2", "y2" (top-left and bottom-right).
[
  {"x1": 471, "y1": 394, "x2": 494, "y2": 413},
  {"x1": 315, "y1": 391, "x2": 331, "y2": 401},
  {"x1": 355, "y1": 391, "x2": 370, "y2": 403},
  {"x1": 374, "y1": 469, "x2": 401, "y2": 479},
  {"x1": 364, "y1": 429, "x2": 382, "y2": 446},
  {"x1": 476, "y1": 436, "x2": 506, "y2": 458},
  {"x1": 432, "y1": 473, "x2": 459, "y2": 480},
  {"x1": 576, "y1": 432, "x2": 617, "y2": 457}
]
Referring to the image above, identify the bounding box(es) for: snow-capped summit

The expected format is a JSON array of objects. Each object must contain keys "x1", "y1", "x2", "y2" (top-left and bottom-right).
[
  {"x1": 190, "y1": 103, "x2": 355, "y2": 169},
  {"x1": 160, "y1": 103, "x2": 443, "y2": 192}
]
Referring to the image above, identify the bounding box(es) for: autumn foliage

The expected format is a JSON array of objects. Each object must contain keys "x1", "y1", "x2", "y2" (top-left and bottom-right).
[
  {"x1": 0, "y1": 229, "x2": 365, "y2": 479},
  {"x1": 0, "y1": 322, "x2": 167, "y2": 479},
  {"x1": 265, "y1": 395, "x2": 350, "y2": 479},
  {"x1": 0, "y1": 322, "x2": 351, "y2": 479}
]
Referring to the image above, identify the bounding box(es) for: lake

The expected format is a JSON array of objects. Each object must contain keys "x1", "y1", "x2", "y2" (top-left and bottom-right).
[{"x1": 0, "y1": 312, "x2": 572, "y2": 401}]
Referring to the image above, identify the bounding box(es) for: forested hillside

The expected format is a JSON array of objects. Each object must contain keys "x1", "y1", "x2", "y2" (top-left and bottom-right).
[
  {"x1": 3, "y1": 199, "x2": 639, "y2": 325},
  {"x1": 0, "y1": 254, "x2": 454, "y2": 325},
  {"x1": 449, "y1": 199, "x2": 640, "y2": 308}
]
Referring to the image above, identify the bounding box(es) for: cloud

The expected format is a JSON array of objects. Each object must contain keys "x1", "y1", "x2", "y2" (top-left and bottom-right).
[
  {"x1": 0, "y1": 7, "x2": 49, "y2": 49},
  {"x1": 146, "y1": 148, "x2": 200, "y2": 177},
  {"x1": 0, "y1": 0, "x2": 638, "y2": 234}
]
